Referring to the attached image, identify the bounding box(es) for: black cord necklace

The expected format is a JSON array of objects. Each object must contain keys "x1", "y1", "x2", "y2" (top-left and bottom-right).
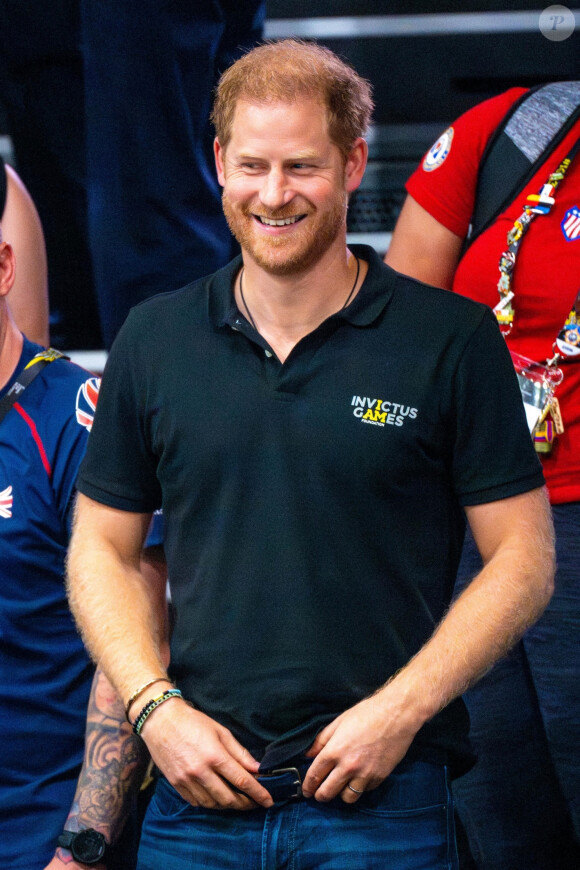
[
  {"x1": 239, "y1": 255, "x2": 360, "y2": 331},
  {"x1": 341, "y1": 255, "x2": 360, "y2": 310},
  {"x1": 239, "y1": 267, "x2": 258, "y2": 331}
]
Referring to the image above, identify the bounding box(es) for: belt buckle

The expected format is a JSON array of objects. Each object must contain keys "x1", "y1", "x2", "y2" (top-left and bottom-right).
[{"x1": 258, "y1": 766, "x2": 302, "y2": 800}]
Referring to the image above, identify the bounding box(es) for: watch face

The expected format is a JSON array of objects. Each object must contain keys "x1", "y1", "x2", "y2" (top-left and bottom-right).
[{"x1": 72, "y1": 829, "x2": 107, "y2": 864}]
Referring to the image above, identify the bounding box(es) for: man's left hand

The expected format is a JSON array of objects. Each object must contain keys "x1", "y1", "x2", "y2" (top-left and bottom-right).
[{"x1": 301, "y1": 688, "x2": 419, "y2": 803}]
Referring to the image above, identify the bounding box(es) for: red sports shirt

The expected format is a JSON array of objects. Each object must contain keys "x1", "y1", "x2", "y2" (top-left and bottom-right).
[{"x1": 407, "y1": 88, "x2": 580, "y2": 504}]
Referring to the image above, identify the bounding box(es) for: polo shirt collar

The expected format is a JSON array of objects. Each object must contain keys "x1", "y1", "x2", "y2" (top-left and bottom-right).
[
  {"x1": 335, "y1": 244, "x2": 395, "y2": 326},
  {"x1": 209, "y1": 244, "x2": 395, "y2": 330}
]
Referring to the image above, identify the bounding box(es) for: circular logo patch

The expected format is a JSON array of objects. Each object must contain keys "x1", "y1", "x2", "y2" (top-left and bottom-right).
[
  {"x1": 422, "y1": 127, "x2": 454, "y2": 172},
  {"x1": 539, "y1": 5, "x2": 575, "y2": 41}
]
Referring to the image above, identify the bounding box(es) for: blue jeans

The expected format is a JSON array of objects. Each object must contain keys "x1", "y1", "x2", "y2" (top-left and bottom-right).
[
  {"x1": 138, "y1": 760, "x2": 458, "y2": 869},
  {"x1": 453, "y1": 502, "x2": 580, "y2": 869}
]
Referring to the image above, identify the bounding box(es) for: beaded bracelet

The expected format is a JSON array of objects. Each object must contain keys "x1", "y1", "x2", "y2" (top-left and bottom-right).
[
  {"x1": 125, "y1": 677, "x2": 171, "y2": 721},
  {"x1": 133, "y1": 688, "x2": 183, "y2": 736}
]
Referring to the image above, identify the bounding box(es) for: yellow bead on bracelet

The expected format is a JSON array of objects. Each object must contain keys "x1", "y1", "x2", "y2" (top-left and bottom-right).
[{"x1": 124, "y1": 677, "x2": 172, "y2": 721}]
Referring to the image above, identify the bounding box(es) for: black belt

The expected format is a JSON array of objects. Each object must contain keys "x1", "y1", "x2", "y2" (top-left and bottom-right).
[{"x1": 257, "y1": 760, "x2": 313, "y2": 803}]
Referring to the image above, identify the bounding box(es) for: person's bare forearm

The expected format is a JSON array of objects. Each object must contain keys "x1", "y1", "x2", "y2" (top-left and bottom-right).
[
  {"x1": 379, "y1": 489, "x2": 554, "y2": 725},
  {"x1": 45, "y1": 670, "x2": 151, "y2": 869},
  {"x1": 66, "y1": 497, "x2": 169, "y2": 707},
  {"x1": 59, "y1": 670, "x2": 150, "y2": 844},
  {"x1": 303, "y1": 487, "x2": 555, "y2": 801},
  {"x1": 66, "y1": 496, "x2": 273, "y2": 811}
]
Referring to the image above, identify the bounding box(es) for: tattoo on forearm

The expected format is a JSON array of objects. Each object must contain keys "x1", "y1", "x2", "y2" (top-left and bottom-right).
[{"x1": 63, "y1": 670, "x2": 150, "y2": 845}]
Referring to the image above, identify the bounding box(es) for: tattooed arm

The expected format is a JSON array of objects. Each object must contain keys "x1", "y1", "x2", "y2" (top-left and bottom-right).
[
  {"x1": 45, "y1": 544, "x2": 168, "y2": 869},
  {"x1": 45, "y1": 668, "x2": 151, "y2": 869}
]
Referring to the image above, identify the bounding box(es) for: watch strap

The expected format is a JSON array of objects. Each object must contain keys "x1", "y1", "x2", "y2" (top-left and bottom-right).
[
  {"x1": 57, "y1": 830, "x2": 75, "y2": 850},
  {"x1": 57, "y1": 828, "x2": 108, "y2": 865}
]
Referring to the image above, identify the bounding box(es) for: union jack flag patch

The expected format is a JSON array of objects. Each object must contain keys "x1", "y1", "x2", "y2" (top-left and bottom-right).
[
  {"x1": 561, "y1": 206, "x2": 580, "y2": 241},
  {"x1": 75, "y1": 378, "x2": 100, "y2": 431},
  {"x1": 0, "y1": 485, "x2": 13, "y2": 518}
]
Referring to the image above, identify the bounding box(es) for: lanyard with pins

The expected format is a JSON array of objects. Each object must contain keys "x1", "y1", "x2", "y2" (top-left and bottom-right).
[
  {"x1": 493, "y1": 136, "x2": 580, "y2": 360},
  {"x1": 492, "y1": 137, "x2": 580, "y2": 453}
]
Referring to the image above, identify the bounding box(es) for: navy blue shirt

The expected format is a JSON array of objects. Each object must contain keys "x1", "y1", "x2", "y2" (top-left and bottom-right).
[
  {"x1": 0, "y1": 339, "x2": 99, "y2": 868},
  {"x1": 78, "y1": 246, "x2": 544, "y2": 774}
]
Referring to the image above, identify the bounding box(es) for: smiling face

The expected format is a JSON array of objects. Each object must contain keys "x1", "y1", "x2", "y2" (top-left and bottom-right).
[{"x1": 215, "y1": 98, "x2": 364, "y2": 276}]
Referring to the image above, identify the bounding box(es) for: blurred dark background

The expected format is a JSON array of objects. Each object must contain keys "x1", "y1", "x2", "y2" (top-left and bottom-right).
[
  {"x1": 0, "y1": 1, "x2": 577, "y2": 351},
  {"x1": 265, "y1": 2, "x2": 579, "y2": 247}
]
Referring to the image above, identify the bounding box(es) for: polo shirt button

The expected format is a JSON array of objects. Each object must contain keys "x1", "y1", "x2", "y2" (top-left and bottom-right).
[{"x1": 265, "y1": 350, "x2": 273, "y2": 358}]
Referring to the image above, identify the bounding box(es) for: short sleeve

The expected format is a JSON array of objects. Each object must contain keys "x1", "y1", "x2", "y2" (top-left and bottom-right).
[
  {"x1": 450, "y1": 307, "x2": 545, "y2": 505},
  {"x1": 76, "y1": 317, "x2": 162, "y2": 512},
  {"x1": 406, "y1": 88, "x2": 528, "y2": 238}
]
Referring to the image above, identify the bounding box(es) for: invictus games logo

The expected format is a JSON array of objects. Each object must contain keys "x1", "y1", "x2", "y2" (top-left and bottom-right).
[{"x1": 351, "y1": 396, "x2": 418, "y2": 428}]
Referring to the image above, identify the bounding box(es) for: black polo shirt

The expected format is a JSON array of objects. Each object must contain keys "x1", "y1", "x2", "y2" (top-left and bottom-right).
[{"x1": 77, "y1": 245, "x2": 544, "y2": 774}]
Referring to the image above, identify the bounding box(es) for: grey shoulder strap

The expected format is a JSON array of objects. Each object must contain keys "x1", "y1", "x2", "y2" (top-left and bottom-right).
[{"x1": 467, "y1": 82, "x2": 580, "y2": 247}]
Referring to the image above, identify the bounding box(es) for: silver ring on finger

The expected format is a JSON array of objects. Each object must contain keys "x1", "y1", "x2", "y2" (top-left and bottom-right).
[{"x1": 346, "y1": 783, "x2": 364, "y2": 795}]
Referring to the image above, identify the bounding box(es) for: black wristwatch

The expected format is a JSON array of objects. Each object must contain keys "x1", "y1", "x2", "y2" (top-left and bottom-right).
[{"x1": 57, "y1": 829, "x2": 108, "y2": 865}]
